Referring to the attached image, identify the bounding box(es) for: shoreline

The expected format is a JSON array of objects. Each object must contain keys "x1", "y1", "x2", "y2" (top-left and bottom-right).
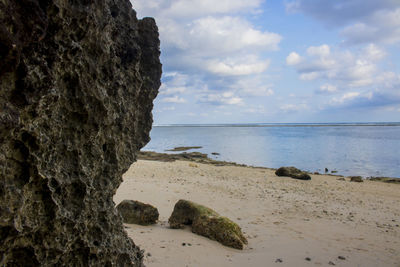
[
  {"x1": 138, "y1": 150, "x2": 400, "y2": 182},
  {"x1": 115, "y1": 155, "x2": 400, "y2": 266}
]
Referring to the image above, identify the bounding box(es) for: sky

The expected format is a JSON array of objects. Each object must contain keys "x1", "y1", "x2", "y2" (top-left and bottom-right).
[{"x1": 131, "y1": 0, "x2": 400, "y2": 124}]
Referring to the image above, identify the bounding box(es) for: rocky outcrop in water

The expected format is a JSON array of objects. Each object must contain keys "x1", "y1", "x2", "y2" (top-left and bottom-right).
[{"x1": 0, "y1": 0, "x2": 161, "y2": 266}]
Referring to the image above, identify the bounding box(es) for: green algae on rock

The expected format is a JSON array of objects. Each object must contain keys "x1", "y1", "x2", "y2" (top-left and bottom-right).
[
  {"x1": 349, "y1": 176, "x2": 363, "y2": 182},
  {"x1": 117, "y1": 200, "x2": 159, "y2": 225},
  {"x1": 169, "y1": 200, "x2": 248, "y2": 249},
  {"x1": 275, "y1": 166, "x2": 311, "y2": 180}
]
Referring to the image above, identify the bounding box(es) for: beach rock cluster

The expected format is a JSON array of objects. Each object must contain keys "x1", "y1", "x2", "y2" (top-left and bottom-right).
[
  {"x1": 169, "y1": 200, "x2": 248, "y2": 249},
  {"x1": 275, "y1": 167, "x2": 311, "y2": 180},
  {"x1": 368, "y1": 177, "x2": 400, "y2": 184},
  {"x1": 117, "y1": 200, "x2": 159, "y2": 225},
  {"x1": 0, "y1": 0, "x2": 161, "y2": 266}
]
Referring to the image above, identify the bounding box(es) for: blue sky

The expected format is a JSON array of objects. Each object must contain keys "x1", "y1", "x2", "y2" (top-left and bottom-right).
[{"x1": 131, "y1": 0, "x2": 400, "y2": 124}]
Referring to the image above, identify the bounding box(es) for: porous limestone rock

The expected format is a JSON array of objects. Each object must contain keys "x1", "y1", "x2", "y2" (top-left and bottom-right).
[
  {"x1": 117, "y1": 200, "x2": 159, "y2": 225},
  {"x1": 169, "y1": 200, "x2": 248, "y2": 249},
  {"x1": 275, "y1": 166, "x2": 311, "y2": 180},
  {"x1": 0, "y1": 0, "x2": 161, "y2": 266}
]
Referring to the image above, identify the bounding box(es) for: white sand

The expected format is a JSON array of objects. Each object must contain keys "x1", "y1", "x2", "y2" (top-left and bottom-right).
[{"x1": 114, "y1": 160, "x2": 400, "y2": 267}]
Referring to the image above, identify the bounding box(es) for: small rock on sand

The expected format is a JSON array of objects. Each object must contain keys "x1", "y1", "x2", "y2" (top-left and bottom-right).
[
  {"x1": 349, "y1": 176, "x2": 363, "y2": 183},
  {"x1": 275, "y1": 166, "x2": 311, "y2": 180},
  {"x1": 168, "y1": 199, "x2": 248, "y2": 249},
  {"x1": 117, "y1": 200, "x2": 159, "y2": 225}
]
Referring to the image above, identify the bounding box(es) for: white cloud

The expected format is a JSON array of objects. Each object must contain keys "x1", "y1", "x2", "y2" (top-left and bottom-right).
[
  {"x1": 285, "y1": 1, "x2": 400, "y2": 45},
  {"x1": 159, "y1": 84, "x2": 186, "y2": 95},
  {"x1": 280, "y1": 103, "x2": 309, "y2": 112},
  {"x1": 185, "y1": 16, "x2": 281, "y2": 56},
  {"x1": 286, "y1": 52, "x2": 302, "y2": 65},
  {"x1": 289, "y1": 43, "x2": 387, "y2": 87},
  {"x1": 131, "y1": 0, "x2": 282, "y2": 120},
  {"x1": 363, "y1": 44, "x2": 386, "y2": 61},
  {"x1": 340, "y1": 23, "x2": 378, "y2": 45},
  {"x1": 162, "y1": 106, "x2": 176, "y2": 111},
  {"x1": 341, "y1": 8, "x2": 400, "y2": 45},
  {"x1": 375, "y1": 72, "x2": 400, "y2": 88},
  {"x1": 300, "y1": 72, "x2": 319, "y2": 81},
  {"x1": 318, "y1": 84, "x2": 338, "y2": 94},
  {"x1": 159, "y1": 72, "x2": 191, "y2": 95},
  {"x1": 331, "y1": 92, "x2": 361, "y2": 104},
  {"x1": 155, "y1": 0, "x2": 263, "y2": 18},
  {"x1": 206, "y1": 57, "x2": 269, "y2": 76},
  {"x1": 245, "y1": 105, "x2": 268, "y2": 114},
  {"x1": 307, "y1": 44, "x2": 330, "y2": 57},
  {"x1": 134, "y1": 1, "x2": 281, "y2": 75},
  {"x1": 161, "y1": 96, "x2": 186, "y2": 103},
  {"x1": 198, "y1": 92, "x2": 244, "y2": 105},
  {"x1": 227, "y1": 75, "x2": 275, "y2": 97}
]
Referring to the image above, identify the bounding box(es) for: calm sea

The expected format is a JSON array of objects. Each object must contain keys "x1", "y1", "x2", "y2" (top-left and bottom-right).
[{"x1": 142, "y1": 123, "x2": 400, "y2": 178}]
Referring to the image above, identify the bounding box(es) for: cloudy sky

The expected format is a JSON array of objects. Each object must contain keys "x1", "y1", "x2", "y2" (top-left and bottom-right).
[{"x1": 131, "y1": 0, "x2": 400, "y2": 124}]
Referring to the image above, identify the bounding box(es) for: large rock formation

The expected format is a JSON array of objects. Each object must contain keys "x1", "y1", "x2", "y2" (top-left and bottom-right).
[{"x1": 0, "y1": 0, "x2": 161, "y2": 266}]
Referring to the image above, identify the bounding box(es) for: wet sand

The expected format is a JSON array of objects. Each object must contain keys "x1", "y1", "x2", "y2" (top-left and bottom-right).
[{"x1": 115, "y1": 158, "x2": 400, "y2": 267}]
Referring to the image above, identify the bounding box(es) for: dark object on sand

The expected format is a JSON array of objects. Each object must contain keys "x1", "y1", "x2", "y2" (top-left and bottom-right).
[
  {"x1": 349, "y1": 176, "x2": 363, "y2": 182},
  {"x1": 0, "y1": 0, "x2": 161, "y2": 265},
  {"x1": 166, "y1": 146, "x2": 203, "y2": 151},
  {"x1": 117, "y1": 200, "x2": 159, "y2": 225},
  {"x1": 325, "y1": 168, "x2": 329, "y2": 173},
  {"x1": 368, "y1": 177, "x2": 400, "y2": 184},
  {"x1": 169, "y1": 200, "x2": 248, "y2": 249},
  {"x1": 275, "y1": 167, "x2": 311, "y2": 180}
]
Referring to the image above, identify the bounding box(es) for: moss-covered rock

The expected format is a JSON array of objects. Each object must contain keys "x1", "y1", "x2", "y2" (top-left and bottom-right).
[
  {"x1": 117, "y1": 200, "x2": 159, "y2": 225},
  {"x1": 275, "y1": 166, "x2": 311, "y2": 180},
  {"x1": 349, "y1": 176, "x2": 363, "y2": 182},
  {"x1": 169, "y1": 200, "x2": 247, "y2": 249}
]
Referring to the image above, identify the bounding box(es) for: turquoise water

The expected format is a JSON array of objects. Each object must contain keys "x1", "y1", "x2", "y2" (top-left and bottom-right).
[{"x1": 142, "y1": 123, "x2": 400, "y2": 178}]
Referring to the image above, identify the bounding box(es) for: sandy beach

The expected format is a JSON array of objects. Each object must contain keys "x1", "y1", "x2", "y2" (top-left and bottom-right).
[{"x1": 114, "y1": 158, "x2": 400, "y2": 267}]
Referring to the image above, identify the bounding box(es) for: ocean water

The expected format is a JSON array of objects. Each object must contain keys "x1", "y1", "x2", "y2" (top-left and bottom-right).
[{"x1": 142, "y1": 123, "x2": 400, "y2": 178}]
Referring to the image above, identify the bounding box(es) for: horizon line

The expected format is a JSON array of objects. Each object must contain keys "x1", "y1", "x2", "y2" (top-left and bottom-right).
[{"x1": 153, "y1": 122, "x2": 400, "y2": 127}]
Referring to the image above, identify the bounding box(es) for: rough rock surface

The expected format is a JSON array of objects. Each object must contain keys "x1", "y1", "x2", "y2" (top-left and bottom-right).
[
  {"x1": 117, "y1": 200, "x2": 159, "y2": 225},
  {"x1": 0, "y1": 0, "x2": 161, "y2": 266},
  {"x1": 275, "y1": 166, "x2": 311, "y2": 180},
  {"x1": 349, "y1": 176, "x2": 363, "y2": 183},
  {"x1": 169, "y1": 200, "x2": 248, "y2": 249}
]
